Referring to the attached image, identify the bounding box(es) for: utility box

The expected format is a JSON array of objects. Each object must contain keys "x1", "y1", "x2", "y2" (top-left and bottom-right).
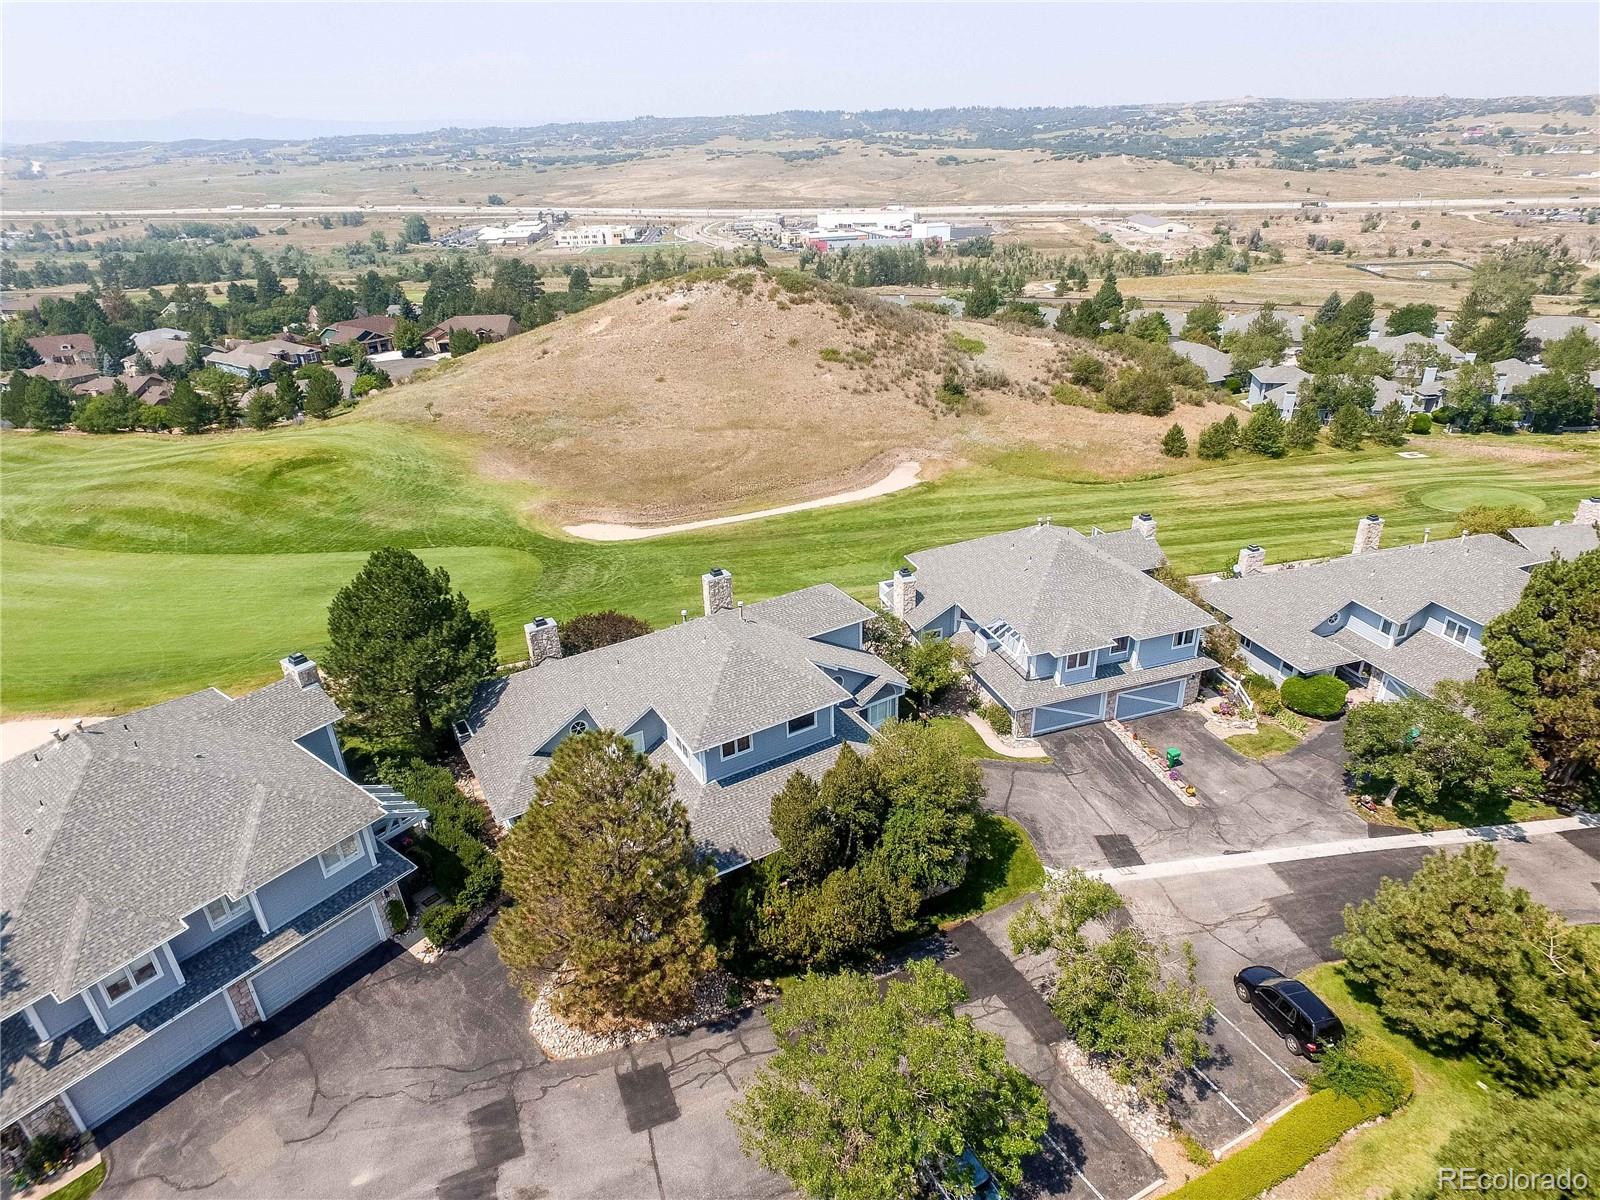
[{"x1": 1166, "y1": 747, "x2": 1183, "y2": 769}]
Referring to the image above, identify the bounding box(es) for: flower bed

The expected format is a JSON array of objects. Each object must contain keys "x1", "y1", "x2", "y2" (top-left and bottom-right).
[{"x1": 1108, "y1": 720, "x2": 1200, "y2": 807}]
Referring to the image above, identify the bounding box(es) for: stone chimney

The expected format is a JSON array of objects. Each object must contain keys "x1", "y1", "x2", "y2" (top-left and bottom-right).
[
  {"x1": 1352, "y1": 514, "x2": 1384, "y2": 556},
  {"x1": 1575, "y1": 497, "x2": 1600, "y2": 527},
  {"x1": 523, "y1": 617, "x2": 562, "y2": 666},
  {"x1": 1236, "y1": 544, "x2": 1266, "y2": 576},
  {"x1": 279, "y1": 653, "x2": 320, "y2": 688},
  {"x1": 890, "y1": 567, "x2": 917, "y2": 620},
  {"x1": 1131, "y1": 512, "x2": 1158, "y2": 539},
  {"x1": 701, "y1": 567, "x2": 734, "y2": 616}
]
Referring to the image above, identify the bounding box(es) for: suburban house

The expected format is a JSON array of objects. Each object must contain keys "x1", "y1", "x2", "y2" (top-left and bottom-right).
[
  {"x1": 1364, "y1": 331, "x2": 1474, "y2": 364},
  {"x1": 1525, "y1": 314, "x2": 1600, "y2": 345},
  {"x1": 1201, "y1": 503, "x2": 1599, "y2": 702},
  {"x1": 71, "y1": 377, "x2": 119, "y2": 398},
  {"x1": 880, "y1": 517, "x2": 1215, "y2": 737},
  {"x1": 25, "y1": 334, "x2": 97, "y2": 367},
  {"x1": 0, "y1": 656, "x2": 425, "y2": 1140},
  {"x1": 123, "y1": 338, "x2": 192, "y2": 374},
  {"x1": 1168, "y1": 339, "x2": 1232, "y2": 384},
  {"x1": 130, "y1": 329, "x2": 189, "y2": 354},
  {"x1": 23, "y1": 362, "x2": 100, "y2": 389},
  {"x1": 1370, "y1": 370, "x2": 1446, "y2": 415},
  {"x1": 1245, "y1": 364, "x2": 1309, "y2": 418},
  {"x1": 1490, "y1": 357, "x2": 1547, "y2": 402},
  {"x1": 422, "y1": 315, "x2": 520, "y2": 354},
  {"x1": 455, "y1": 575, "x2": 906, "y2": 871},
  {"x1": 204, "y1": 339, "x2": 321, "y2": 378},
  {"x1": 1221, "y1": 310, "x2": 1309, "y2": 343},
  {"x1": 320, "y1": 316, "x2": 396, "y2": 354}
]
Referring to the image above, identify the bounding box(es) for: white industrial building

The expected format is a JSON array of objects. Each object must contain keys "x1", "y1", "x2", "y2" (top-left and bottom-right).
[
  {"x1": 477, "y1": 220, "x2": 547, "y2": 246},
  {"x1": 551, "y1": 225, "x2": 640, "y2": 248}
]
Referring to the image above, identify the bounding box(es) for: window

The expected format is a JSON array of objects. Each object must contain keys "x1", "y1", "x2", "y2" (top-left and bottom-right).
[
  {"x1": 787, "y1": 711, "x2": 818, "y2": 736},
  {"x1": 318, "y1": 834, "x2": 365, "y2": 877},
  {"x1": 1172, "y1": 629, "x2": 1197, "y2": 648},
  {"x1": 203, "y1": 895, "x2": 251, "y2": 930},
  {"x1": 1394, "y1": 621, "x2": 1411, "y2": 640},
  {"x1": 1062, "y1": 650, "x2": 1093, "y2": 671},
  {"x1": 1379, "y1": 618, "x2": 1394, "y2": 636},
  {"x1": 1110, "y1": 636, "x2": 1131, "y2": 656},
  {"x1": 719, "y1": 734, "x2": 752, "y2": 761},
  {"x1": 102, "y1": 953, "x2": 163, "y2": 1004},
  {"x1": 568, "y1": 719, "x2": 589, "y2": 735},
  {"x1": 1443, "y1": 618, "x2": 1470, "y2": 645}
]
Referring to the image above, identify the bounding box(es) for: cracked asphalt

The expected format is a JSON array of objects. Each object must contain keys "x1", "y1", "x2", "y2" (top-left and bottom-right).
[{"x1": 983, "y1": 713, "x2": 1367, "y2": 874}]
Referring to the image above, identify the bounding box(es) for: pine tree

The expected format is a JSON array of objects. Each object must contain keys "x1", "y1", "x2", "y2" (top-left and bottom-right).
[
  {"x1": 493, "y1": 732, "x2": 716, "y2": 1028},
  {"x1": 1314, "y1": 290, "x2": 1343, "y2": 326},
  {"x1": 1328, "y1": 402, "x2": 1368, "y2": 450},
  {"x1": 1219, "y1": 412, "x2": 1241, "y2": 448},
  {"x1": 1285, "y1": 402, "x2": 1320, "y2": 450},
  {"x1": 1195, "y1": 420, "x2": 1233, "y2": 460},
  {"x1": 1372, "y1": 401, "x2": 1409, "y2": 446},
  {"x1": 1241, "y1": 404, "x2": 1287, "y2": 457},
  {"x1": 1160, "y1": 423, "x2": 1189, "y2": 458}
]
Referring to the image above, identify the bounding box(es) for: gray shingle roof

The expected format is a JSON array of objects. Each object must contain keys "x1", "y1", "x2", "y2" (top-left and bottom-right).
[
  {"x1": 1526, "y1": 315, "x2": 1600, "y2": 343},
  {"x1": 1249, "y1": 364, "x2": 1309, "y2": 389},
  {"x1": 1169, "y1": 340, "x2": 1232, "y2": 383},
  {"x1": 1200, "y1": 535, "x2": 1540, "y2": 679},
  {"x1": 458, "y1": 585, "x2": 903, "y2": 825},
  {"x1": 0, "y1": 680, "x2": 381, "y2": 1018},
  {"x1": 1327, "y1": 627, "x2": 1484, "y2": 695},
  {"x1": 1507, "y1": 523, "x2": 1599, "y2": 562},
  {"x1": 903, "y1": 524, "x2": 1210, "y2": 655}
]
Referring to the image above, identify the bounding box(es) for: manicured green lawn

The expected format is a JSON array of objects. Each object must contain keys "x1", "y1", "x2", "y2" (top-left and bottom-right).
[
  {"x1": 3, "y1": 422, "x2": 1596, "y2": 714},
  {"x1": 927, "y1": 812, "x2": 1046, "y2": 924},
  {"x1": 1225, "y1": 725, "x2": 1300, "y2": 759},
  {"x1": 930, "y1": 715, "x2": 1049, "y2": 763},
  {"x1": 41, "y1": 1161, "x2": 106, "y2": 1200},
  {"x1": 1297, "y1": 963, "x2": 1493, "y2": 1199}
]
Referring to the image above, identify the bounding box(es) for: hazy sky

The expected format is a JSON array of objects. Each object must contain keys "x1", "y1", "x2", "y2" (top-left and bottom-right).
[{"x1": 4, "y1": 2, "x2": 1598, "y2": 141}]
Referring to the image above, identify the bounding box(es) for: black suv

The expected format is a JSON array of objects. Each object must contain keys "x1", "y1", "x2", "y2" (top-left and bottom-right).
[{"x1": 1233, "y1": 965, "x2": 1345, "y2": 1058}]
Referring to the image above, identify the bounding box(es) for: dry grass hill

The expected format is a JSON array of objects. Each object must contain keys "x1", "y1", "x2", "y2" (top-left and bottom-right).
[{"x1": 370, "y1": 270, "x2": 1238, "y2": 524}]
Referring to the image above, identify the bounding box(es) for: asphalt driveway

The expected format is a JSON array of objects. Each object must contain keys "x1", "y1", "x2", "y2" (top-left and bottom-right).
[{"x1": 985, "y1": 713, "x2": 1366, "y2": 873}]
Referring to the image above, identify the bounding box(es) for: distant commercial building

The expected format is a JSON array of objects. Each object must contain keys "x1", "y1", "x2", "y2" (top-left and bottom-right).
[
  {"x1": 802, "y1": 207, "x2": 962, "y2": 253},
  {"x1": 477, "y1": 221, "x2": 547, "y2": 246},
  {"x1": 1125, "y1": 213, "x2": 1190, "y2": 236},
  {"x1": 551, "y1": 225, "x2": 640, "y2": 248}
]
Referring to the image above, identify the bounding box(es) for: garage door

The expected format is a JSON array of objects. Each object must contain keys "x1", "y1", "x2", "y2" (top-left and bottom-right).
[
  {"x1": 251, "y1": 903, "x2": 384, "y2": 1018},
  {"x1": 66, "y1": 992, "x2": 237, "y2": 1130},
  {"x1": 1032, "y1": 694, "x2": 1106, "y2": 735},
  {"x1": 1114, "y1": 680, "x2": 1186, "y2": 721}
]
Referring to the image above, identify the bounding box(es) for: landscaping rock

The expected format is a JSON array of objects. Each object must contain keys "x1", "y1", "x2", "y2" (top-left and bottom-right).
[
  {"x1": 528, "y1": 970, "x2": 770, "y2": 1059},
  {"x1": 1055, "y1": 1041, "x2": 1169, "y2": 1152}
]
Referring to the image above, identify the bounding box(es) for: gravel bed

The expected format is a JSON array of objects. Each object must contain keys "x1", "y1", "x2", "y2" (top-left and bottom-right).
[
  {"x1": 529, "y1": 969, "x2": 768, "y2": 1059},
  {"x1": 1055, "y1": 1041, "x2": 1170, "y2": 1152}
]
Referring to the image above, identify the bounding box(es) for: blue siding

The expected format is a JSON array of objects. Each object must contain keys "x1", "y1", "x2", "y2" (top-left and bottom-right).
[
  {"x1": 700, "y1": 706, "x2": 835, "y2": 783},
  {"x1": 92, "y1": 945, "x2": 184, "y2": 1031},
  {"x1": 294, "y1": 724, "x2": 346, "y2": 774},
  {"x1": 1417, "y1": 603, "x2": 1484, "y2": 655},
  {"x1": 1133, "y1": 632, "x2": 1201, "y2": 670},
  {"x1": 255, "y1": 834, "x2": 375, "y2": 931},
  {"x1": 31, "y1": 992, "x2": 91, "y2": 1039},
  {"x1": 919, "y1": 607, "x2": 961, "y2": 638},
  {"x1": 537, "y1": 707, "x2": 597, "y2": 755},
  {"x1": 812, "y1": 623, "x2": 864, "y2": 650},
  {"x1": 169, "y1": 902, "x2": 255, "y2": 962},
  {"x1": 1239, "y1": 640, "x2": 1290, "y2": 683},
  {"x1": 624, "y1": 710, "x2": 666, "y2": 753}
]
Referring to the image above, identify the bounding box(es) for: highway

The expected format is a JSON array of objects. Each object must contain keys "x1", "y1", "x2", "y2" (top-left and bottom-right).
[{"x1": 4, "y1": 195, "x2": 1593, "y2": 220}]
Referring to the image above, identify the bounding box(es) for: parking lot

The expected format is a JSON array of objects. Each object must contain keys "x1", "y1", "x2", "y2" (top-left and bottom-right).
[{"x1": 984, "y1": 712, "x2": 1366, "y2": 874}]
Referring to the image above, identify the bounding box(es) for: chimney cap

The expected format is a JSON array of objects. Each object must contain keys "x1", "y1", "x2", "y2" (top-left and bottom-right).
[
  {"x1": 1364, "y1": 513, "x2": 1382, "y2": 522},
  {"x1": 895, "y1": 567, "x2": 914, "y2": 578},
  {"x1": 1245, "y1": 543, "x2": 1262, "y2": 552},
  {"x1": 705, "y1": 566, "x2": 729, "y2": 578},
  {"x1": 528, "y1": 616, "x2": 556, "y2": 629},
  {"x1": 284, "y1": 651, "x2": 310, "y2": 666},
  {"x1": 1137, "y1": 512, "x2": 1153, "y2": 521}
]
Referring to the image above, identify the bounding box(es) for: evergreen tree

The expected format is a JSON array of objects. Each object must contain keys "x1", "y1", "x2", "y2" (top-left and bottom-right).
[
  {"x1": 1195, "y1": 420, "x2": 1233, "y2": 460},
  {"x1": 323, "y1": 547, "x2": 497, "y2": 746},
  {"x1": 1180, "y1": 299, "x2": 1223, "y2": 346},
  {"x1": 1240, "y1": 404, "x2": 1287, "y2": 456},
  {"x1": 447, "y1": 327, "x2": 480, "y2": 356},
  {"x1": 493, "y1": 731, "x2": 715, "y2": 1027},
  {"x1": 1285, "y1": 401, "x2": 1320, "y2": 450},
  {"x1": 1052, "y1": 301, "x2": 1073, "y2": 334},
  {"x1": 965, "y1": 277, "x2": 1000, "y2": 319},
  {"x1": 1313, "y1": 290, "x2": 1343, "y2": 326},
  {"x1": 1160, "y1": 423, "x2": 1189, "y2": 458},
  {"x1": 1328, "y1": 402, "x2": 1368, "y2": 449},
  {"x1": 1371, "y1": 401, "x2": 1409, "y2": 446},
  {"x1": 165, "y1": 379, "x2": 212, "y2": 434},
  {"x1": 301, "y1": 365, "x2": 342, "y2": 417},
  {"x1": 273, "y1": 372, "x2": 302, "y2": 421},
  {"x1": 246, "y1": 391, "x2": 276, "y2": 430},
  {"x1": 1, "y1": 369, "x2": 29, "y2": 426},
  {"x1": 1218, "y1": 411, "x2": 1240, "y2": 448}
]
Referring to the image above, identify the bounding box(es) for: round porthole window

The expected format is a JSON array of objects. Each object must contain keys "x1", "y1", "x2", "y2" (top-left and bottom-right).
[{"x1": 569, "y1": 720, "x2": 589, "y2": 735}]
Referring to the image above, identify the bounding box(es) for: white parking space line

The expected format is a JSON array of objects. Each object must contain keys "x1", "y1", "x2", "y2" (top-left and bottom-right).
[
  {"x1": 1043, "y1": 1133, "x2": 1108, "y2": 1200},
  {"x1": 1213, "y1": 1010, "x2": 1302, "y2": 1087},
  {"x1": 1214, "y1": 1093, "x2": 1311, "y2": 1157},
  {"x1": 1190, "y1": 1068, "x2": 1251, "y2": 1125}
]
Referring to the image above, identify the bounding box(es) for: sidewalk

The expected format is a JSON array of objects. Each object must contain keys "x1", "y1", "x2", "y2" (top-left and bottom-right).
[{"x1": 1084, "y1": 815, "x2": 1597, "y2": 883}]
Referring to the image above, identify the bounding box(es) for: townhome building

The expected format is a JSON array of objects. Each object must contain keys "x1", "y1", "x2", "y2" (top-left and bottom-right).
[
  {"x1": 203, "y1": 339, "x2": 322, "y2": 378},
  {"x1": 319, "y1": 316, "x2": 396, "y2": 355},
  {"x1": 0, "y1": 656, "x2": 424, "y2": 1140},
  {"x1": 25, "y1": 334, "x2": 97, "y2": 367},
  {"x1": 1245, "y1": 364, "x2": 1309, "y2": 419},
  {"x1": 422, "y1": 315, "x2": 520, "y2": 354},
  {"x1": 880, "y1": 516, "x2": 1215, "y2": 737},
  {"x1": 1201, "y1": 503, "x2": 1599, "y2": 702},
  {"x1": 456, "y1": 576, "x2": 906, "y2": 871}
]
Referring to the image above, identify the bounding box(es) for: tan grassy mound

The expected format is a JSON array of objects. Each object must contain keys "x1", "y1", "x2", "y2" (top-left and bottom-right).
[{"x1": 370, "y1": 270, "x2": 1237, "y2": 523}]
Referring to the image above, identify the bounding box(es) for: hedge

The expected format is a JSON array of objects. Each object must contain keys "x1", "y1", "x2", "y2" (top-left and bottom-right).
[
  {"x1": 1281, "y1": 673, "x2": 1350, "y2": 719},
  {"x1": 420, "y1": 902, "x2": 468, "y2": 947},
  {"x1": 1242, "y1": 672, "x2": 1282, "y2": 716},
  {"x1": 1168, "y1": 1040, "x2": 1412, "y2": 1200},
  {"x1": 980, "y1": 703, "x2": 1013, "y2": 737}
]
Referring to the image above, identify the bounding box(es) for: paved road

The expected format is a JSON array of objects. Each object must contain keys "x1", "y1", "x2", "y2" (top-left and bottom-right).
[
  {"x1": 985, "y1": 714, "x2": 1365, "y2": 873},
  {"x1": 6, "y1": 196, "x2": 1591, "y2": 220}
]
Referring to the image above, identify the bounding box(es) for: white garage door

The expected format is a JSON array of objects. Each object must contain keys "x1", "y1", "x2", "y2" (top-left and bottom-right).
[
  {"x1": 1114, "y1": 680, "x2": 1186, "y2": 721},
  {"x1": 66, "y1": 992, "x2": 238, "y2": 1130},
  {"x1": 251, "y1": 903, "x2": 385, "y2": 1019}
]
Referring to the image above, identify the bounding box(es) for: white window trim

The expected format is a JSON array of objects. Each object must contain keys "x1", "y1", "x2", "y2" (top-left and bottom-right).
[
  {"x1": 318, "y1": 834, "x2": 365, "y2": 878},
  {"x1": 99, "y1": 952, "x2": 164, "y2": 1007},
  {"x1": 1172, "y1": 628, "x2": 1198, "y2": 649},
  {"x1": 1442, "y1": 618, "x2": 1470, "y2": 645},
  {"x1": 719, "y1": 734, "x2": 754, "y2": 762},
  {"x1": 203, "y1": 894, "x2": 253, "y2": 931},
  {"x1": 787, "y1": 711, "x2": 818, "y2": 737},
  {"x1": 1110, "y1": 636, "x2": 1132, "y2": 655}
]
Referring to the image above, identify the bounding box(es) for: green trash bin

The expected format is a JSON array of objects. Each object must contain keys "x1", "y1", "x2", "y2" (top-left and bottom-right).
[{"x1": 1165, "y1": 747, "x2": 1182, "y2": 769}]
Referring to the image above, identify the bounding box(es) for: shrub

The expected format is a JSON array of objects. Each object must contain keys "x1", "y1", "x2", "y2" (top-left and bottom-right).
[
  {"x1": 1309, "y1": 1032, "x2": 1412, "y2": 1109},
  {"x1": 947, "y1": 331, "x2": 986, "y2": 355},
  {"x1": 980, "y1": 703, "x2": 1013, "y2": 737},
  {"x1": 421, "y1": 901, "x2": 468, "y2": 947},
  {"x1": 1161, "y1": 423, "x2": 1189, "y2": 458},
  {"x1": 1105, "y1": 367, "x2": 1175, "y2": 416},
  {"x1": 1067, "y1": 354, "x2": 1108, "y2": 391},
  {"x1": 1281, "y1": 673, "x2": 1350, "y2": 718},
  {"x1": 559, "y1": 610, "x2": 651, "y2": 655},
  {"x1": 818, "y1": 347, "x2": 844, "y2": 363},
  {"x1": 1409, "y1": 412, "x2": 1432, "y2": 434},
  {"x1": 386, "y1": 898, "x2": 409, "y2": 934},
  {"x1": 1196, "y1": 420, "x2": 1234, "y2": 460},
  {"x1": 1242, "y1": 672, "x2": 1282, "y2": 716}
]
